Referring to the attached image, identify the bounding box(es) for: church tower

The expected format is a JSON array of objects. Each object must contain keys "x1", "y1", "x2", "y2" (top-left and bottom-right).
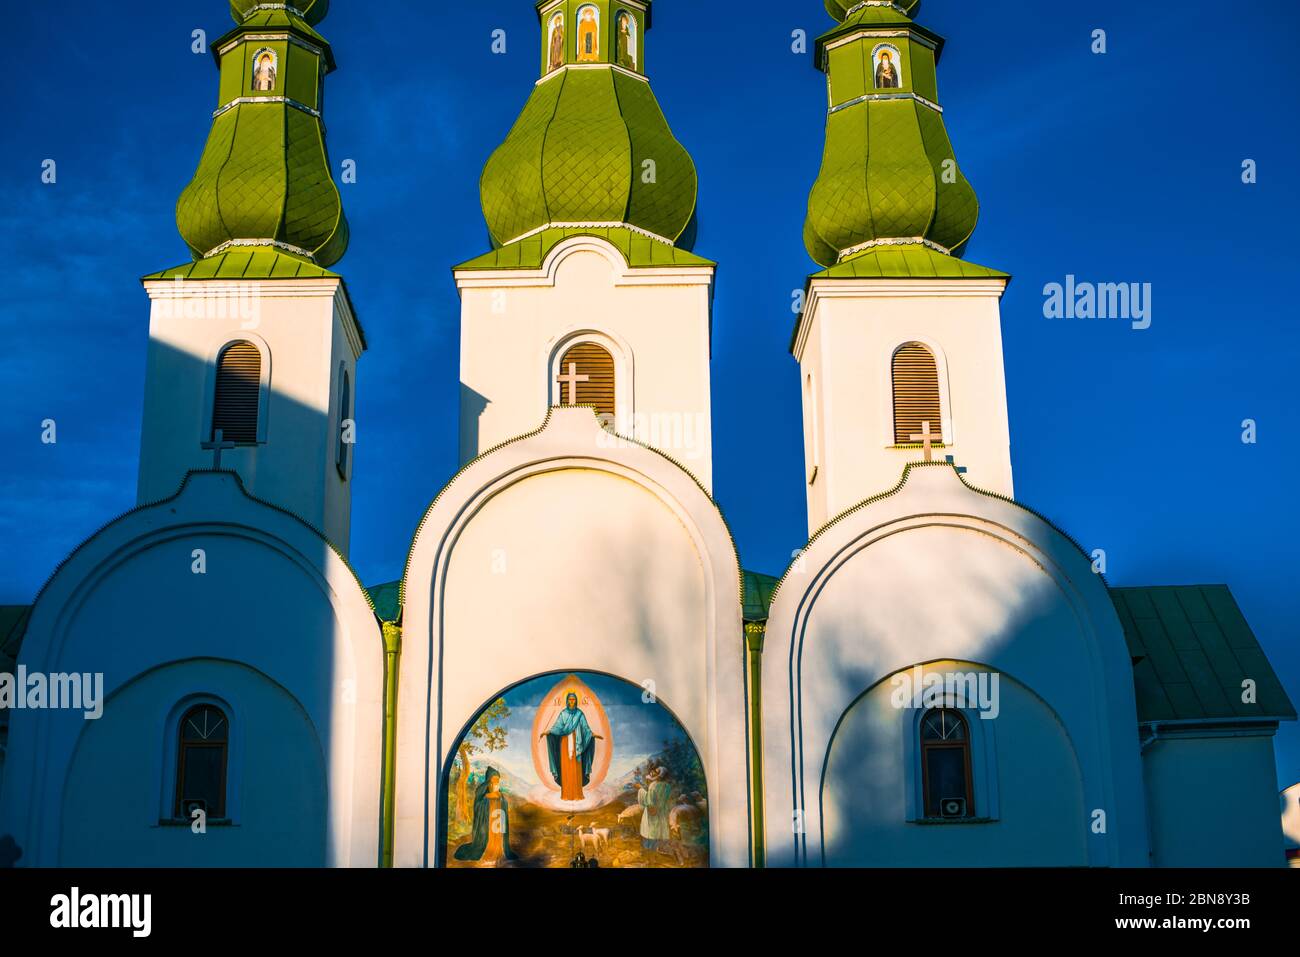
[
  {"x1": 136, "y1": 0, "x2": 364, "y2": 551},
  {"x1": 455, "y1": 0, "x2": 718, "y2": 489},
  {"x1": 794, "y1": 0, "x2": 1014, "y2": 533}
]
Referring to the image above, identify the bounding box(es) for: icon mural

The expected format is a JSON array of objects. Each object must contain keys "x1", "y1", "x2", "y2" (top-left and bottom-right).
[
  {"x1": 873, "y1": 43, "x2": 903, "y2": 89},
  {"x1": 616, "y1": 10, "x2": 638, "y2": 71},
  {"x1": 251, "y1": 49, "x2": 277, "y2": 92},
  {"x1": 546, "y1": 11, "x2": 565, "y2": 72},
  {"x1": 444, "y1": 672, "x2": 710, "y2": 868},
  {"x1": 576, "y1": 5, "x2": 600, "y2": 63}
]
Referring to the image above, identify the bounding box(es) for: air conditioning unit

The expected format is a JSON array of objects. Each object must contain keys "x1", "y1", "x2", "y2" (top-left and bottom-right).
[{"x1": 940, "y1": 797, "x2": 967, "y2": 819}]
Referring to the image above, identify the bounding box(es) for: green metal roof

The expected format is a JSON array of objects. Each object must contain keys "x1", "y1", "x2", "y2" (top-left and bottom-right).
[
  {"x1": 456, "y1": 226, "x2": 714, "y2": 271},
  {"x1": 479, "y1": 56, "x2": 697, "y2": 250},
  {"x1": 231, "y1": 0, "x2": 328, "y2": 26},
  {"x1": 143, "y1": 247, "x2": 341, "y2": 281},
  {"x1": 811, "y1": 244, "x2": 1008, "y2": 280},
  {"x1": 1113, "y1": 585, "x2": 1297, "y2": 724},
  {"x1": 367, "y1": 582, "x2": 402, "y2": 624},
  {"x1": 743, "y1": 570, "x2": 780, "y2": 623}
]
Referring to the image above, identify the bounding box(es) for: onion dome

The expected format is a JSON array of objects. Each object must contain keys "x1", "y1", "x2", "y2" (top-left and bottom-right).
[
  {"x1": 175, "y1": 0, "x2": 348, "y2": 268},
  {"x1": 478, "y1": 0, "x2": 697, "y2": 251},
  {"x1": 804, "y1": 0, "x2": 981, "y2": 269}
]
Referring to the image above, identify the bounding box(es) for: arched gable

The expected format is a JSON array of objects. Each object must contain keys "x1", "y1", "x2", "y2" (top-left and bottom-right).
[{"x1": 396, "y1": 407, "x2": 745, "y2": 867}]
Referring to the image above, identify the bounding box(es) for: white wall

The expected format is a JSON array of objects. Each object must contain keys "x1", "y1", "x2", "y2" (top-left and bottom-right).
[
  {"x1": 795, "y1": 279, "x2": 1014, "y2": 533},
  {"x1": 456, "y1": 237, "x2": 716, "y2": 490},
  {"x1": 138, "y1": 278, "x2": 363, "y2": 552},
  {"x1": 822, "y1": 664, "x2": 1087, "y2": 866},
  {"x1": 60, "y1": 660, "x2": 326, "y2": 866},
  {"x1": 762, "y1": 464, "x2": 1149, "y2": 867},
  {"x1": 396, "y1": 408, "x2": 746, "y2": 866},
  {"x1": 0, "y1": 472, "x2": 384, "y2": 867},
  {"x1": 1144, "y1": 732, "x2": 1287, "y2": 867},
  {"x1": 1283, "y1": 783, "x2": 1300, "y2": 868}
]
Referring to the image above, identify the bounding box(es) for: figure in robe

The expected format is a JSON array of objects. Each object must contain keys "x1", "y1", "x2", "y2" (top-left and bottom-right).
[
  {"x1": 875, "y1": 51, "x2": 900, "y2": 89},
  {"x1": 453, "y1": 768, "x2": 517, "y2": 865},
  {"x1": 577, "y1": 7, "x2": 599, "y2": 63},
  {"x1": 548, "y1": 14, "x2": 565, "y2": 72},
  {"x1": 638, "y1": 765, "x2": 673, "y2": 848},
  {"x1": 540, "y1": 692, "x2": 602, "y2": 801},
  {"x1": 616, "y1": 13, "x2": 636, "y2": 70},
  {"x1": 253, "y1": 52, "x2": 277, "y2": 92}
]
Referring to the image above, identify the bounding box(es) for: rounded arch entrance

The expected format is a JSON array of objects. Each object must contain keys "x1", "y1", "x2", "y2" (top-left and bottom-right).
[{"x1": 440, "y1": 670, "x2": 710, "y2": 868}]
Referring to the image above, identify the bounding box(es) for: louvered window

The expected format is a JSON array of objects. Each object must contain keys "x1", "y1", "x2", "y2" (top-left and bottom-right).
[
  {"x1": 211, "y1": 341, "x2": 262, "y2": 444},
  {"x1": 892, "y1": 343, "x2": 943, "y2": 445},
  {"x1": 556, "y1": 342, "x2": 616, "y2": 418},
  {"x1": 336, "y1": 369, "x2": 352, "y2": 479}
]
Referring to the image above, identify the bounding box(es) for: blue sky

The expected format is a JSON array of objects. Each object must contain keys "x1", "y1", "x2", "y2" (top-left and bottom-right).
[{"x1": 1, "y1": 0, "x2": 1297, "y2": 783}]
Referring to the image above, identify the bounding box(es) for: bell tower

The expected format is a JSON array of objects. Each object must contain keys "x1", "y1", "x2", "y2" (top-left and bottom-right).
[
  {"x1": 794, "y1": 0, "x2": 1014, "y2": 533},
  {"x1": 454, "y1": 0, "x2": 718, "y2": 490},
  {"x1": 136, "y1": 0, "x2": 364, "y2": 551}
]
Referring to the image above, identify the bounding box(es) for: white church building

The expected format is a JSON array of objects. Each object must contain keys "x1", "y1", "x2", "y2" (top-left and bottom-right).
[{"x1": 0, "y1": 0, "x2": 1294, "y2": 868}]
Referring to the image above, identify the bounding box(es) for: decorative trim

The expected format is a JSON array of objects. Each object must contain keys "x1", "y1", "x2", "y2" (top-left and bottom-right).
[
  {"x1": 838, "y1": 236, "x2": 951, "y2": 261},
  {"x1": 501, "y1": 220, "x2": 676, "y2": 248},
  {"x1": 213, "y1": 95, "x2": 321, "y2": 119},
  {"x1": 844, "y1": 1, "x2": 911, "y2": 16},
  {"x1": 202, "y1": 238, "x2": 318, "y2": 261},
  {"x1": 536, "y1": 61, "x2": 647, "y2": 86},
  {"x1": 217, "y1": 33, "x2": 324, "y2": 59},
  {"x1": 825, "y1": 29, "x2": 937, "y2": 53},
  {"x1": 235, "y1": 2, "x2": 306, "y2": 18},
  {"x1": 829, "y1": 90, "x2": 942, "y2": 115}
]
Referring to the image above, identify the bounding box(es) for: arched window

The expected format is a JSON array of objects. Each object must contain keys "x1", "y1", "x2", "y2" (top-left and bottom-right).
[
  {"x1": 892, "y1": 342, "x2": 942, "y2": 446},
  {"x1": 211, "y1": 341, "x2": 262, "y2": 444},
  {"x1": 175, "y1": 704, "x2": 229, "y2": 819},
  {"x1": 920, "y1": 709, "x2": 973, "y2": 819},
  {"x1": 336, "y1": 367, "x2": 352, "y2": 479},
  {"x1": 556, "y1": 341, "x2": 616, "y2": 419}
]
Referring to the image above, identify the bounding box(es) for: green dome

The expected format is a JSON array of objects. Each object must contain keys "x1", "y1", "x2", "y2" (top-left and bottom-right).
[
  {"x1": 480, "y1": 66, "x2": 702, "y2": 247},
  {"x1": 231, "y1": 0, "x2": 329, "y2": 25},
  {"x1": 803, "y1": 3, "x2": 979, "y2": 267},
  {"x1": 825, "y1": 0, "x2": 920, "y2": 20},
  {"x1": 176, "y1": 1, "x2": 347, "y2": 266},
  {"x1": 481, "y1": 69, "x2": 697, "y2": 247}
]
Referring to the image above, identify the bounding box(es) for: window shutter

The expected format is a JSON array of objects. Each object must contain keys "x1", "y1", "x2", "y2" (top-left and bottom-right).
[
  {"x1": 557, "y1": 342, "x2": 616, "y2": 417},
  {"x1": 892, "y1": 343, "x2": 942, "y2": 445},
  {"x1": 212, "y1": 342, "x2": 261, "y2": 443}
]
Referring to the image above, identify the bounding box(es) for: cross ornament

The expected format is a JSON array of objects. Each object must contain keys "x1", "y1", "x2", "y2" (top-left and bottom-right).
[
  {"x1": 909, "y1": 421, "x2": 939, "y2": 462},
  {"x1": 201, "y1": 429, "x2": 238, "y2": 470},
  {"x1": 556, "y1": 362, "x2": 590, "y2": 406}
]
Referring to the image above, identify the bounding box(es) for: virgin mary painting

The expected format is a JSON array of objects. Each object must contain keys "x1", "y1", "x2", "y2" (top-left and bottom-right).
[
  {"x1": 452, "y1": 768, "x2": 517, "y2": 865},
  {"x1": 540, "y1": 692, "x2": 603, "y2": 801}
]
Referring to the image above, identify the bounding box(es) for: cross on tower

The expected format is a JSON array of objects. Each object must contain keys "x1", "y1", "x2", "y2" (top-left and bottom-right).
[
  {"x1": 909, "y1": 421, "x2": 939, "y2": 462},
  {"x1": 201, "y1": 429, "x2": 237, "y2": 470},
  {"x1": 556, "y1": 362, "x2": 590, "y2": 406}
]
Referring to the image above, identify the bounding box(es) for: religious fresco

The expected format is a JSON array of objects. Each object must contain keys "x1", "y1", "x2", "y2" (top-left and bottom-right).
[
  {"x1": 576, "y1": 5, "x2": 601, "y2": 63},
  {"x1": 251, "y1": 48, "x2": 277, "y2": 92},
  {"x1": 444, "y1": 672, "x2": 709, "y2": 868},
  {"x1": 616, "y1": 10, "x2": 638, "y2": 71},
  {"x1": 873, "y1": 44, "x2": 903, "y2": 90},
  {"x1": 546, "y1": 11, "x2": 565, "y2": 72}
]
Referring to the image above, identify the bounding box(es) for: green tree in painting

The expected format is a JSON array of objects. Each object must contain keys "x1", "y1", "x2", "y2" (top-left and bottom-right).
[{"x1": 452, "y1": 698, "x2": 510, "y2": 824}]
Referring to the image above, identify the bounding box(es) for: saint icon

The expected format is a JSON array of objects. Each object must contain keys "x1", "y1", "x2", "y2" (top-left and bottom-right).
[
  {"x1": 547, "y1": 12, "x2": 565, "y2": 72},
  {"x1": 616, "y1": 11, "x2": 637, "y2": 70},
  {"x1": 453, "y1": 768, "x2": 517, "y2": 866},
  {"x1": 252, "y1": 50, "x2": 277, "y2": 92},
  {"x1": 875, "y1": 48, "x2": 901, "y2": 89},
  {"x1": 577, "y1": 5, "x2": 600, "y2": 63},
  {"x1": 540, "y1": 692, "x2": 604, "y2": 801}
]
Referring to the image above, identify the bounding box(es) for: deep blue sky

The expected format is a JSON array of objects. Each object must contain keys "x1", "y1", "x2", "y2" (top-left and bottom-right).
[{"x1": 1, "y1": 1, "x2": 1297, "y2": 784}]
